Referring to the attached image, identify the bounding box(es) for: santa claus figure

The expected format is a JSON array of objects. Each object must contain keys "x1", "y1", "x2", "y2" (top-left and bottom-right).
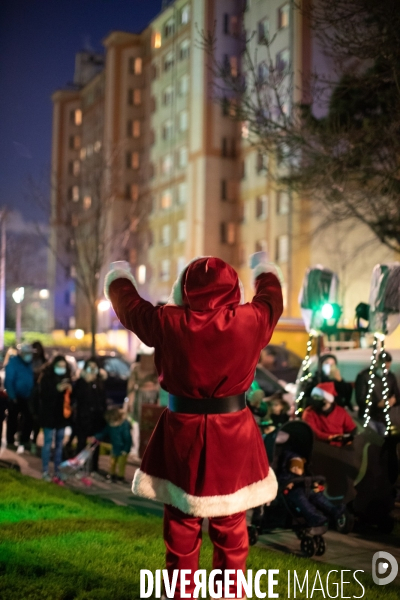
[{"x1": 104, "y1": 253, "x2": 283, "y2": 599}]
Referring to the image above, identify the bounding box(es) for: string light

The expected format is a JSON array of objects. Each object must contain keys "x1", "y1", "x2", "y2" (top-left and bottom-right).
[
  {"x1": 363, "y1": 334, "x2": 392, "y2": 435},
  {"x1": 295, "y1": 332, "x2": 314, "y2": 415}
]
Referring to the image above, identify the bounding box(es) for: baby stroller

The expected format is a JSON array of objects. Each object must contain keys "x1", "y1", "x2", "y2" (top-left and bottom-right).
[
  {"x1": 249, "y1": 421, "x2": 349, "y2": 557},
  {"x1": 58, "y1": 440, "x2": 99, "y2": 486}
]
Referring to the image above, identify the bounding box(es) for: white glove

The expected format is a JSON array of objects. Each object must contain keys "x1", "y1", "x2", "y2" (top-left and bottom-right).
[{"x1": 109, "y1": 260, "x2": 131, "y2": 272}]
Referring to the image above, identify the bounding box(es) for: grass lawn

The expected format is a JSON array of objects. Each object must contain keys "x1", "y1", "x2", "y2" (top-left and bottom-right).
[{"x1": 0, "y1": 469, "x2": 398, "y2": 599}]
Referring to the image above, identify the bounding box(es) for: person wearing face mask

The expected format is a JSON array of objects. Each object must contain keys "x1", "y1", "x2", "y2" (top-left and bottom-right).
[
  {"x1": 72, "y1": 358, "x2": 107, "y2": 475},
  {"x1": 355, "y1": 351, "x2": 400, "y2": 435},
  {"x1": 302, "y1": 383, "x2": 357, "y2": 446},
  {"x1": 307, "y1": 354, "x2": 353, "y2": 410},
  {"x1": 37, "y1": 355, "x2": 72, "y2": 483},
  {"x1": 4, "y1": 343, "x2": 35, "y2": 453}
]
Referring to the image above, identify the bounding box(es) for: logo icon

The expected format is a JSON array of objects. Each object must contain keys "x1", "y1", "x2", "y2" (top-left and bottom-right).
[{"x1": 372, "y1": 551, "x2": 398, "y2": 586}]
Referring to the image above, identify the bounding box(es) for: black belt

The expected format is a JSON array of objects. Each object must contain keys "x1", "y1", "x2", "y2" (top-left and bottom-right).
[{"x1": 168, "y1": 393, "x2": 246, "y2": 415}]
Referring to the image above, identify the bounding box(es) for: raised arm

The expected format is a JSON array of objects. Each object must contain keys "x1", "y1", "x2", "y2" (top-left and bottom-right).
[
  {"x1": 249, "y1": 254, "x2": 284, "y2": 347},
  {"x1": 104, "y1": 268, "x2": 161, "y2": 348}
]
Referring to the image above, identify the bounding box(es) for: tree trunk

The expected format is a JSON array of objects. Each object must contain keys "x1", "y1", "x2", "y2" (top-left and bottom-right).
[{"x1": 90, "y1": 303, "x2": 97, "y2": 356}]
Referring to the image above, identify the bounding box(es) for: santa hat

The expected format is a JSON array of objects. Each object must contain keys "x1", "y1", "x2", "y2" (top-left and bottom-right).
[{"x1": 311, "y1": 382, "x2": 337, "y2": 403}]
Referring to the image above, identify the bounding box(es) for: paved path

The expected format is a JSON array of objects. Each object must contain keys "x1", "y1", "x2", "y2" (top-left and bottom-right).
[{"x1": 1, "y1": 445, "x2": 399, "y2": 580}]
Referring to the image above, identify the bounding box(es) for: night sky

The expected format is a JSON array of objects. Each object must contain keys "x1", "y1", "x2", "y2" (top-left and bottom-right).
[{"x1": 0, "y1": 0, "x2": 162, "y2": 221}]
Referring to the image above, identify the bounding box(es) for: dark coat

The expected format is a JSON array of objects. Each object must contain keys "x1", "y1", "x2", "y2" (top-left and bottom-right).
[
  {"x1": 96, "y1": 419, "x2": 132, "y2": 456},
  {"x1": 355, "y1": 368, "x2": 400, "y2": 421},
  {"x1": 38, "y1": 369, "x2": 70, "y2": 429},
  {"x1": 4, "y1": 355, "x2": 34, "y2": 401},
  {"x1": 72, "y1": 377, "x2": 107, "y2": 435}
]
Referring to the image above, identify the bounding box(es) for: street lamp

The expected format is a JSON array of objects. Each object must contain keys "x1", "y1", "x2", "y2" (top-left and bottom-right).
[{"x1": 12, "y1": 287, "x2": 24, "y2": 344}]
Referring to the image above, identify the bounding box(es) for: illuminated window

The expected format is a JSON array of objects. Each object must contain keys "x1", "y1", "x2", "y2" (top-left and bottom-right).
[
  {"x1": 72, "y1": 186, "x2": 79, "y2": 202},
  {"x1": 137, "y1": 265, "x2": 146, "y2": 285},
  {"x1": 80, "y1": 148, "x2": 86, "y2": 160},
  {"x1": 69, "y1": 316, "x2": 76, "y2": 329},
  {"x1": 177, "y1": 256, "x2": 186, "y2": 276},
  {"x1": 179, "y1": 39, "x2": 190, "y2": 61},
  {"x1": 256, "y1": 150, "x2": 268, "y2": 173},
  {"x1": 179, "y1": 111, "x2": 188, "y2": 132},
  {"x1": 94, "y1": 140, "x2": 101, "y2": 152},
  {"x1": 276, "y1": 234, "x2": 289, "y2": 262},
  {"x1": 178, "y1": 182, "x2": 187, "y2": 205},
  {"x1": 230, "y1": 56, "x2": 238, "y2": 77},
  {"x1": 127, "y1": 184, "x2": 139, "y2": 201},
  {"x1": 70, "y1": 135, "x2": 81, "y2": 150},
  {"x1": 278, "y1": 4, "x2": 290, "y2": 29},
  {"x1": 181, "y1": 5, "x2": 190, "y2": 25},
  {"x1": 177, "y1": 220, "x2": 186, "y2": 242},
  {"x1": 127, "y1": 151, "x2": 139, "y2": 169},
  {"x1": 241, "y1": 122, "x2": 249, "y2": 139},
  {"x1": 256, "y1": 195, "x2": 268, "y2": 219},
  {"x1": 160, "y1": 259, "x2": 171, "y2": 282},
  {"x1": 130, "y1": 57, "x2": 142, "y2": 74},
  {"x1": 133, "y1": 120, "x2": 141, "y2": 138},
  {"x1": 179, "y1": 75, "x2": 189, "y2": 96},
  {"x1": 70, "y1": 265, "x2": 77, "y2": 278},
  {"x1": 164, "y1": 51, "x2": 174, "y2": 72},
  {"x1": 161, "y1": 189, "x2": 172, "y2": 209},
  {"x1": 153, "y1": 32, "x2": 162, "y2": 49},
  {"x1": 74, "y1": 109, "x2": 82, "y2": 126},
  {"x1": 220, "y1": 222, "x2": 236, "y2": 245},
  {"x1": 277, "y1": 190, "x2": 290, "y2": 214},
  {"x1": 161, "y1": 224, "x2": 171, "y2": 246},
  {"x1": 70, "y1": 160, "x2": 80, "y2": 176},
  {"x1": 83, "y1": 195, "x2": 92, "y2": 210},
  {"x1": 133, "y1": 89, "x2": 141, "y2": 105}
]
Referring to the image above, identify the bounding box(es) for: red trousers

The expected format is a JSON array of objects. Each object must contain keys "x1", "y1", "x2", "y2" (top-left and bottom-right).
[{"x1": 164, "y1": 505, "x2": 248, "y2": 599}]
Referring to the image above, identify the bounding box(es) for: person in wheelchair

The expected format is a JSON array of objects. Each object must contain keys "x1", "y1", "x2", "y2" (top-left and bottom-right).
[{"x1": 279, "y1": 454, "x2": 346, "y2": 527}]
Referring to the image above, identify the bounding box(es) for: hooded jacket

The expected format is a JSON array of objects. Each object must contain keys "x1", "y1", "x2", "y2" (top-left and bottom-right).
[{"x1": 105, "y1": 256, "x2": 283, "y2": 517}]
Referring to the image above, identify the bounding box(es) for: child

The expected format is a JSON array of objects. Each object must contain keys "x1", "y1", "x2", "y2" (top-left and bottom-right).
[
  {"x1": 279, "y1": 454, "x2": 345, "y2": 527},
  {"x1": 266, "y1": 392, "x2": 290, "y2": 428},
  {"x1": 95, "y1": 407, "x2": 132, "y2": 483}
]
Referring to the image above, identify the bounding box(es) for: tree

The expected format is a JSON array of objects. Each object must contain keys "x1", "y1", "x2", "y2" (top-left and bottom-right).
[
  {"x1": 28, "y1": 146, "x2": 133, "y2": 355},
  {"x1": 205, "y1": 0, "x2": 400, "y2": 253}
]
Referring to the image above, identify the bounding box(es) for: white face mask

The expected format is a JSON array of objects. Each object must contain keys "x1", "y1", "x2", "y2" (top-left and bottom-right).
[
  {"x1": 54, "y1": 366, "x2": 67, "y2": 376},
  {"x1": 322, "y1": 364, "x2": 331, "y2": 376}
]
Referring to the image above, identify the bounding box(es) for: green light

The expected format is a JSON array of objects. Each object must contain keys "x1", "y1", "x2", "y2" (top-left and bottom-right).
[{"x1": 321, "y1": 303, "x2": 334, "y2": 319}]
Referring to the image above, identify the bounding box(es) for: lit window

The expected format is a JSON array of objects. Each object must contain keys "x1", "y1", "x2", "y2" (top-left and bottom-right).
[
  {"x1": 74, "y1": 109, "x2": 82, "y2": 126},
  {"x1": 161, "y1": 189, "x2": 172, "y2": 209},
  {"x1": 177, "y1": 220, "x2": 186, "y2": 242},
  {"x1": 161, "y1": 224, "x2": 171, "y2": 246},
  {"x1": 83, "y1": 195, "x2": 92, "y2": 210},
  {"x1": 132, "y1": 152, "x2": 139, "y2": 169},
  {"x1": 134, "y1": 57, "x2": 142, "y2": 74},
  {"x1": 277, "y1": 190, "x2": 290, "y2": 214},
  {"x1": 162, "y1": 154, "x2": 173, "y2": 175},
  {"x1": 230, "y1": 56, "x2": 238, "y2": 77},
  {"x1": 179, "y1": 39, "x2": 190, "y2": 61},
  {"x1": 153, "y1": 32, "x2": 162, "y2": 49},
  {"x1": 276, "y1": 49, "x2": 290, "y2": 75},
  {"x1": 133, "y1": 120, "x2": 141, "y2": 138},
  {"x1": 163, "y1": 86, "x2": 174, "y2": 105},
  {"x1": 256, "y1": 150, "x2": 267, "y2": 173},
  {"x1": 70, "y1": 265, "x2": 77, "y2": 278},
  {"x1": 181, "y1": 5, "x2": 190, "y2": 25},
  {"x1": 128, "y1": 184, "x2": 139, "y2": 201},
  {"x1": 72, "y1": 160, "x2": 80, "y2": 176},
  {"x1": 179, "y1": 75, "x2": 189, "y2": 96},
  {"x1": 258, "y1": 19, "x2": 269, "y2": 43},
  {"x1": 164, "y1": 51, "x2": 174, "y2": 72},
  {"x1": 278, "y1": 4, "x2": 290, "y2": 29},
  {"x1": 70, "y1": 135, "x2": 81, "y2": 150},
  {"x1": 178, "y1": 146, "x2": 188, "y2": 168},
  {"x1": 179, "y1": 111, "x2": 188, "y2": 132},
  {"x1": 162, "y1": 120, "x2": 173, "y2": 141},
  {"x1": 160, "y1": 259, "x2": 171, "y2": 281},
  {"x1": 178, "y1": 182, "x2": 187, "y2": 205},
  {"x1": 241, "y1": 122, "x2": 249, "y2": 139},
  {"x1": 69, "y1": 316, "x2": 76, "y2": 329},
  {"x1": 137, "y1": 265, "x2": 146, "y2": 285},
  {"x1": 94, "y1": 140, "x2": 101, "y2": 152},
  {"x1": 133, "y1": 89, "x2": 141, "y2": 105},
  {"x1": 80, "y1": 148, "x2": 86, "y2": 160},
  {"x1": 256, "y1": 195, "x2": 268, "y2": 219},
  {"x1": 164, "y1": 18, "x2": 175, "y2": 38},
  {"x1": 276, "y1": 234, "x2": 289, "y2": 262},
  {"x1": 220, "y1": 222, "x2": 236, "y2": 245},
  {"x1": 72, "y1": 186, "x2": 80, "y2": 202},
  {"x1": 87, "y1": 144, "x2": 93, "y2": 157}
]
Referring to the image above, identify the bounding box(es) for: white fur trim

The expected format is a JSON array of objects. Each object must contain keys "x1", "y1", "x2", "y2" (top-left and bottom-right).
[
  {"x1": 132, "y1": 468, "x2": 277, "y2": 517},
  {"x1": 104, "y1": 269, "x2": 137, "y2": 300},
  {"x1": 311, "y1": 387, "x2": 334, "y2": 403},
  {"x1": 253, "y1": 263, "x2": 284, "y2": 285}
]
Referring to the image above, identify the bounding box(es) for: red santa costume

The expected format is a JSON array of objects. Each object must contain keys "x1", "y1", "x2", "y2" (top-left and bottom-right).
[{"x1": 105, "y1": 256, "x2": 283, "y2": 599}]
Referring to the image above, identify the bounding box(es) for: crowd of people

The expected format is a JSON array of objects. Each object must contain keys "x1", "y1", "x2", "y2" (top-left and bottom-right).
[{"x1": 0, "y1": 343, "x2": 138, "y2": 485}]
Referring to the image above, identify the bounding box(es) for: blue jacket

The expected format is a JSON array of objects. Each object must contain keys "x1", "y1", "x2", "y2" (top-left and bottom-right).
[
  {"x1": 5, "y1": 355, "x2": 34, "y2": 401},
  {"x1": 96, "y1": 419, "x2": 132, "y2": 456}
]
